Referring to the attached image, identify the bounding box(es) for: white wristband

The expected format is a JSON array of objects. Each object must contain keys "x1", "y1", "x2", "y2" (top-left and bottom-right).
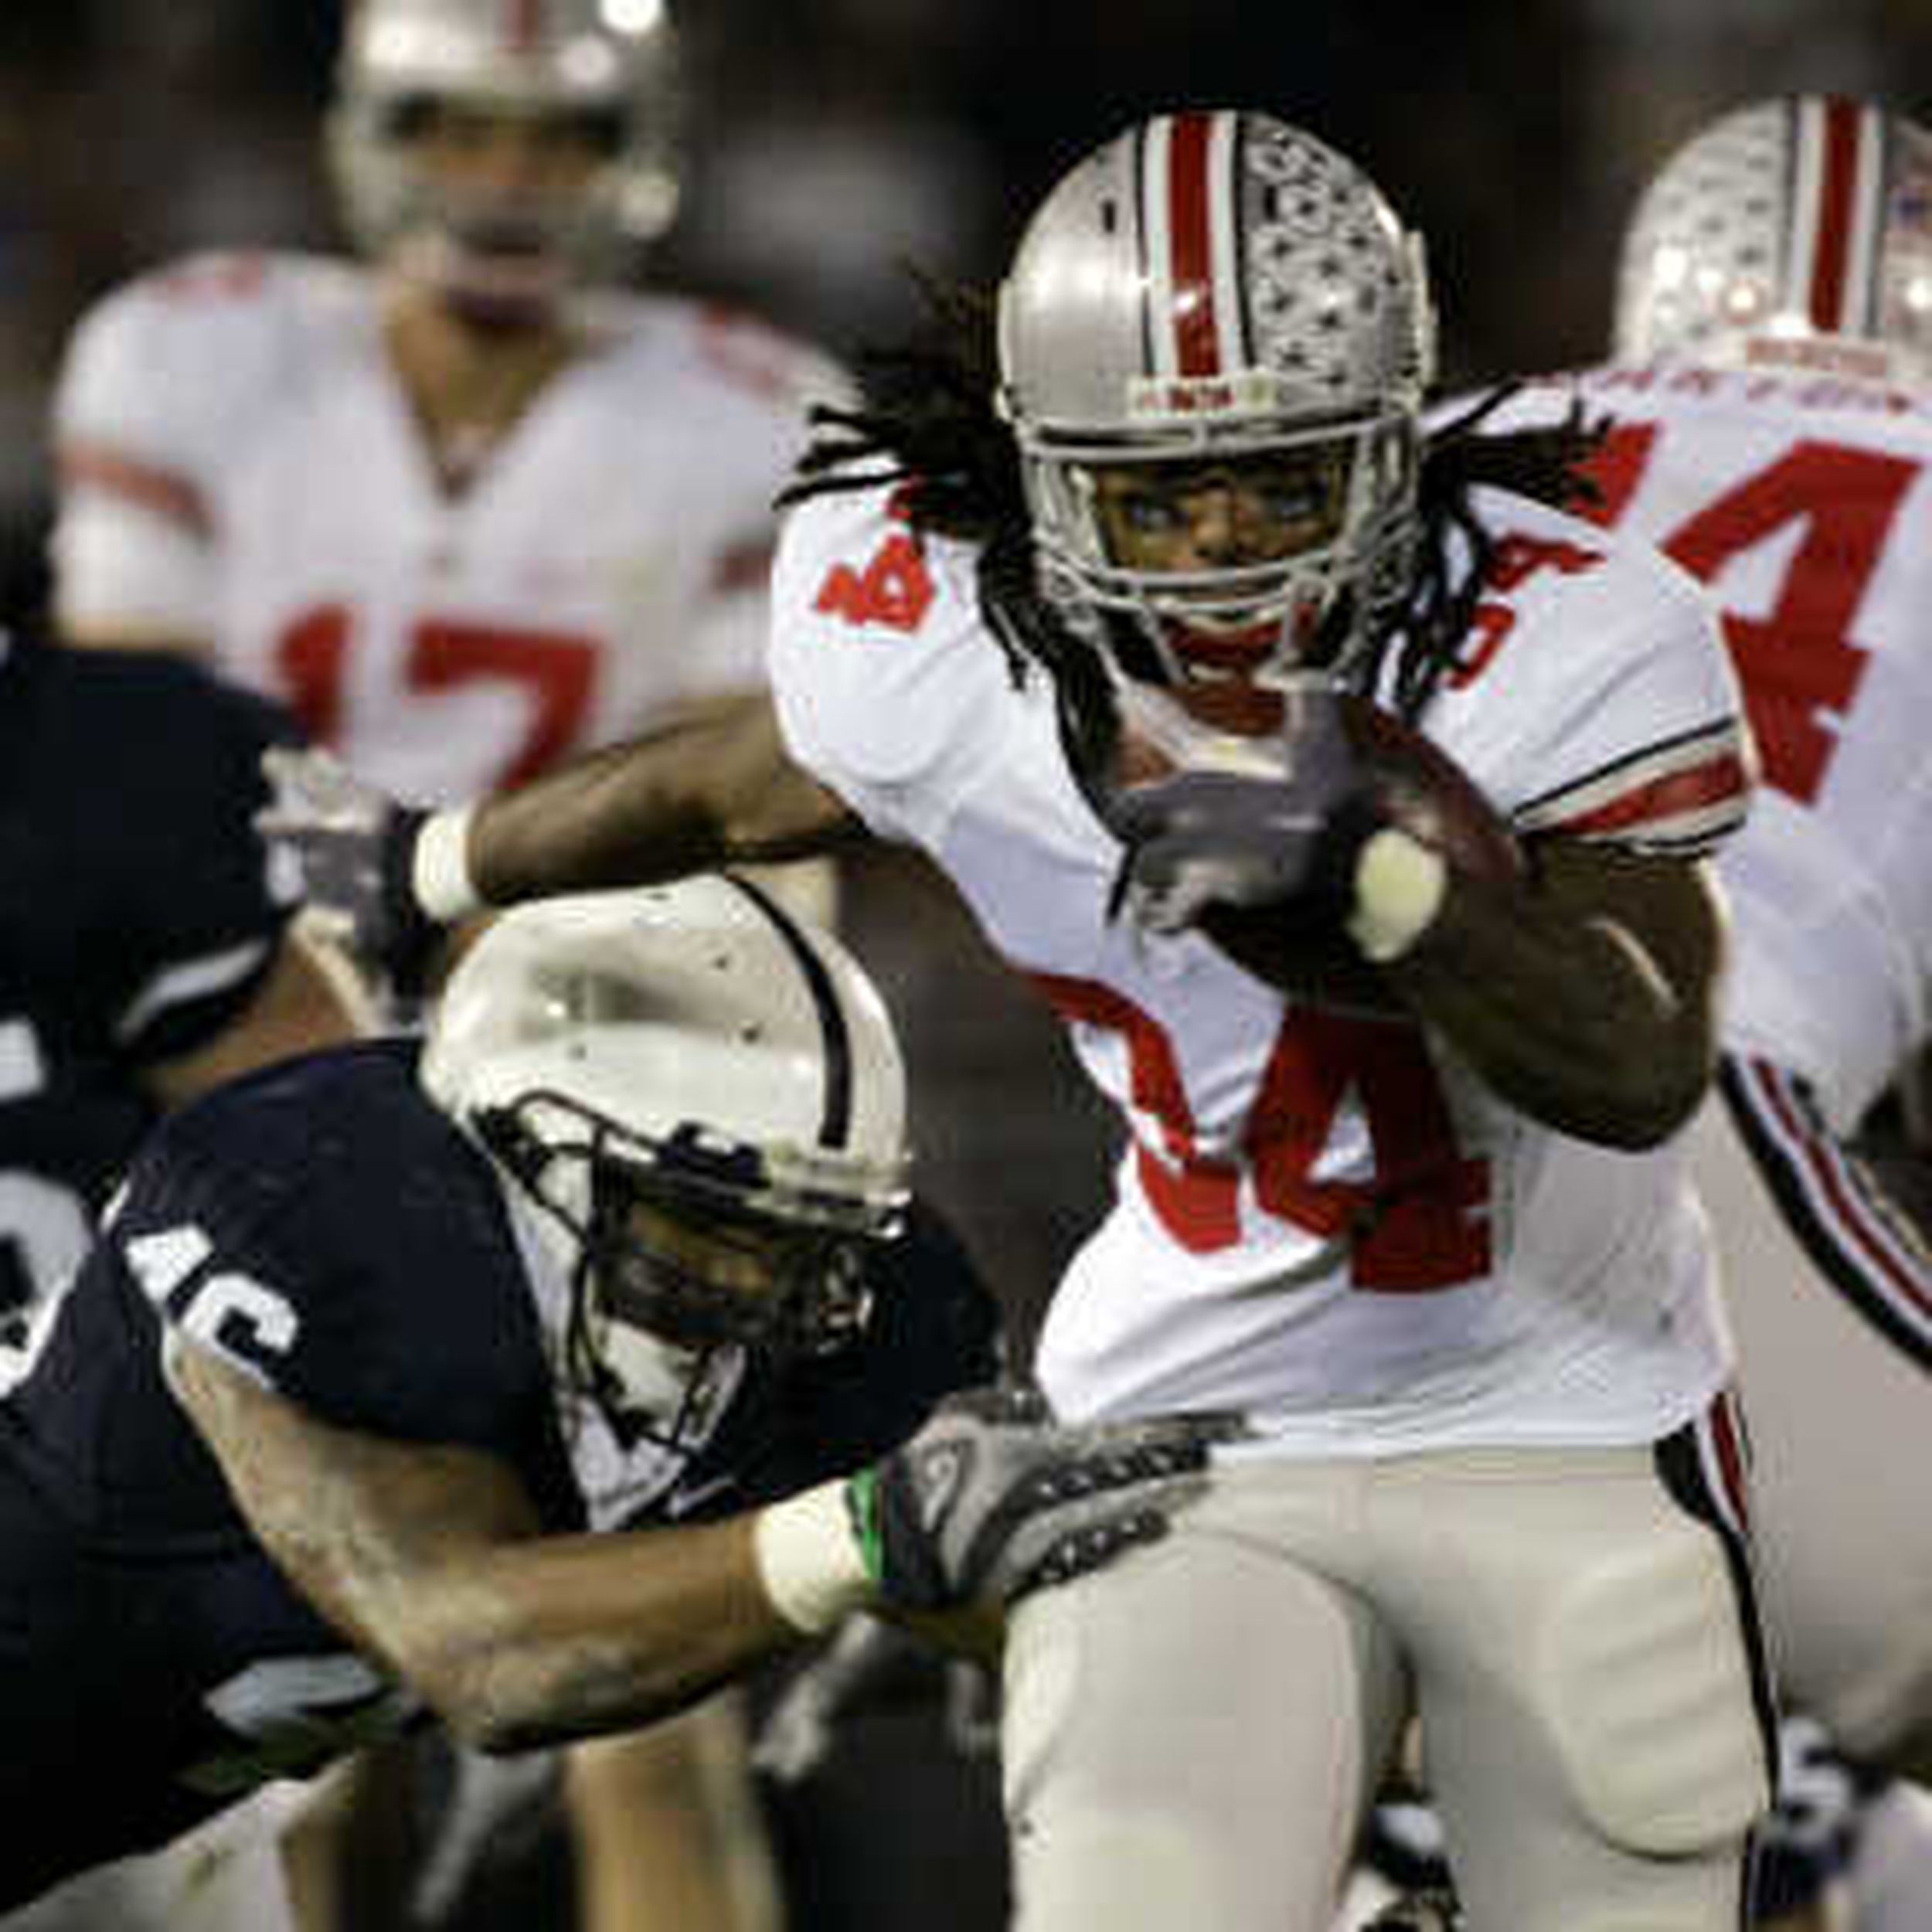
[
  {"x1": 1347, "y1": 827, "x2": 1449, "y2": 964},
  {"x1": 411, "y1": 805, "x2": 482, "y2": 922},
  {"x1": 753, "y1": 1480, "x2": 872, "y2": 1634}
]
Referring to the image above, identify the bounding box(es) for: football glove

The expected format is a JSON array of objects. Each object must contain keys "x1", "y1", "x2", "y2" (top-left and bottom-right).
[
  {"x1": 1107, "y1": 679, "x2": 1376, "y2": 937},
  {"x1": 257, "y1": 746, "x2": 438, "y2": 995},
  {"x1": 848, "y1": 1385, "x2": 1240, "y2": 1614}
]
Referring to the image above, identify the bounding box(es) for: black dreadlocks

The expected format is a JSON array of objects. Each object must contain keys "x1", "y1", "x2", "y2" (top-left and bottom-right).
[{"x1": 781, "y1": 277, "x2": 1608, "y2": 782}]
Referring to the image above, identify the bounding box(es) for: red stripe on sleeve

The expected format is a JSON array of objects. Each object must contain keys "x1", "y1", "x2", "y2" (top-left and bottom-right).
[
  {"x1": 1549, "y1": 751, "x2": 1750, "y2": 838},
  {"x1": 58, "y1": 444, "x2": 214, "y2": 541}
]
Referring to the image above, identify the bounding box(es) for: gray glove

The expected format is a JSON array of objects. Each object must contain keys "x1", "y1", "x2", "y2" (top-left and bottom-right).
[
  {"x1": 256, "y1": 747, "x2": 437, "y2": 993},
  {"x1": 1107, "y1": 676, "x2": 1372, "y2": 937},
  {"x1": 849, "y1": 1385, "x2": 1240, "y2": 1612}
]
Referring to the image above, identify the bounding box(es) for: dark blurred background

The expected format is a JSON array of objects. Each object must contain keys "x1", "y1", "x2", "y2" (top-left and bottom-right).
[{"x1": 1, "y1": 0, "x2": 1923, "y2": 1352}]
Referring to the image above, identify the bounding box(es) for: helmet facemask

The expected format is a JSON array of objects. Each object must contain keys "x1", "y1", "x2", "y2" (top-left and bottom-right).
[
  {"x1": 1019, "y1": 403, "x2": 1422, "y2": 719},
  {"x1": 478, "y1": 1087, "x2": 902, "y2": 1453}
]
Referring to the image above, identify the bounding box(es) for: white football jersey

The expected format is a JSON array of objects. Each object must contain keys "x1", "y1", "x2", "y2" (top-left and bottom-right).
[
  {"x1": 769, "y1": 475, "x2": 1753, "y2": 1454},
  {"x1": 1485, "y1": 362, "x2": 1932, "y2": 1132},
  {"x1": 51, "y1": 250, "x2": 847, "y2": 805}
]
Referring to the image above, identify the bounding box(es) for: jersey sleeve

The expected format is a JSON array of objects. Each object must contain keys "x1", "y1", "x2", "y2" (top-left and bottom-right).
[
  {"x1": 767, "y1": 482, "x2": 1018, "y2": 849},
  {"x1": 124, "y1": 1052, "x2": 546, "y2": 1447},
  {"x1": 90, "y1": 660, "x2": 307, "y2": 1068},
  {"x1": 1428, "y1": 495, "x2": 1754, "y2": 858},
  {"x1": 49, "y1": 252, "x2": 289, "y2": 642}
]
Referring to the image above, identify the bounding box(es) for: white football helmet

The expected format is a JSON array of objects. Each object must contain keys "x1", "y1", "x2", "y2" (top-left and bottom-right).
[
  {"x1": 997, "y1": 109, "x2": 1436, "y2": 690},
  {"x1": 422, "y1": 877, "x2": 910, "y2": 1445},
  {"x1": 1614, "y1": 95, "x2": 1932, "y2": 390},
  {"x1": 327, "y1": 0, "x2": 682, "y2": 312}
]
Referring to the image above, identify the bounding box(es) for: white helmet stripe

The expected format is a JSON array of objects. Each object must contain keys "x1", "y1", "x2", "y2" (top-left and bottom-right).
[
  {"x1": 1141, "y1": 117, "x2": 1183, "y2": 377},
  {"x1": 1789, "y1": 96, "x2": 1884, "y2": 335},
  {"x1": 1207, "y1": 112, "x2": 1248, "y2": 375},
  {"x1": 1141, "y1": 111, "x2": 1246, "y2": 379}
]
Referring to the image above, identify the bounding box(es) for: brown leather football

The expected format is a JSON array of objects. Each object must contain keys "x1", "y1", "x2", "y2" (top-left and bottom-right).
[{"x1": 1196, "y1": 692, "x2": 1520, "y2": 1007}]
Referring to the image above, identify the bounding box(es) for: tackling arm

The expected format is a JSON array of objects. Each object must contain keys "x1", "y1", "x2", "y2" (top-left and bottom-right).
[
  {"x1": 171, "y1": 1342, "x2": 803, "y2": 1754},
  {"x1": 170, "y1": 1349, "x2": 1226, "y2": 1757}
]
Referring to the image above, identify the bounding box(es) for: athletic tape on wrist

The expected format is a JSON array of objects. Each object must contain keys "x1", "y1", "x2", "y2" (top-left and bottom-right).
[
  {"x1": 412, "y1": 806, "x2": 482, "y2": 921},
  {"x1": 753, "y1": 1480, "x2": 873, "y2": 1634},
  {"x1": 1347, "y1": 827, "x2": 1448, "y2": 964}
]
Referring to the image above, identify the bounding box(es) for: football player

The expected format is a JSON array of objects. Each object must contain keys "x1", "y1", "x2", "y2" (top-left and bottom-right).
[
  {"x1": 46, "y1": 1, "x2": 845, "y2": 1916},
  {"x1": 1454, "y1": 94, "x2": 1932, "y2": 1932},
  {"x1": 0, "y1": 630, "x2": 359, "y2": 1342},
  {"x1": 0, "y1": 879, "x2": 1219, "y2": 1925},
  {"x1": 264, "y1": 109, "x2": 1776, "y2": 1930},
  {"x1": 48, "y1": 0, "x2": 842, "y2": 821}
]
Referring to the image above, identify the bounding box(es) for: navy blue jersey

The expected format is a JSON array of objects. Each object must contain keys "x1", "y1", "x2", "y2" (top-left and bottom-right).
[
  {"x1": 0, "y1": 638, "x2": 300, "y2": 1318},
  {"x1": 0, "y1": 1038, "x2": 998, "y2": 1907}
]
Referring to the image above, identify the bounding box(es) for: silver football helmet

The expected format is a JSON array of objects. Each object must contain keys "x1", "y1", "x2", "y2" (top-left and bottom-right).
[
  {"x1": 997, "y1": 110, "x2": 1436, "y2": 692},
  {"x1": 327, "y1": 0, "x2": 682, "y2": 312},
  {"x1": 421, "y1": 877, "x2": 910, "y2": 1447},
  {"x1": 1614, "y1": 95, "x2": 1932, "y2": 389}
]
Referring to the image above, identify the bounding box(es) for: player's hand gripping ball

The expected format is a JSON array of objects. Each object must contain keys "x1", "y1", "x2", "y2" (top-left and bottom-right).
[{"x1": 1109, "y1": 689, "x2": 1521, "y2": 1008}]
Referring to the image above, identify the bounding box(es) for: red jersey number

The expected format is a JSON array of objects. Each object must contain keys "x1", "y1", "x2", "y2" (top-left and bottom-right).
[
  {"x1": 1583, "y1": 426, "x2": 1917, "y2": 803},
  {"x1": 1032, "y1": 974, "x2": 1490, "y2": 1292},
  {"x1": 277, "y1": 607, "x2": 597, "y2": 791}
]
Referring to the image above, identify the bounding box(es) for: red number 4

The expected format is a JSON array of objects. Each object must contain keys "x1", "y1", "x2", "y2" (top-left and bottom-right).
[
  {"x1": 1583, "y1": 426, "x2": 1916, "y2": 804},
  {"x1": 814, "y1": 532, "x2": 935, "y2": 634}
]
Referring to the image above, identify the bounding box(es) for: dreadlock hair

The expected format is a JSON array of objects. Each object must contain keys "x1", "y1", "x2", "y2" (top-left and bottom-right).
[
  {"x1": 781, "y1": 274, "x2": 1611, "y2": 778},
  {"x1": 1379, "y1": 382, "x2": 1611, "y2": 718}
]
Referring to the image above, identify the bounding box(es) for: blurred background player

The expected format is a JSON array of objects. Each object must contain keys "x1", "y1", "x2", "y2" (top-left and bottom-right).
[
  {"x1": 48, "y1": 0, "x2": 842, "y2": 842},
  {"x1": 42, "y1": 2, "x2": 855, "y2": 1925},
  {"x1": 1368, "y1": 93, "x2": 1932, "y2": 1932},
  {"x1": 0, "y1": 879, "x2": 1217, "y2": 1927},
  {"x1": 264, "y1": 107, "x2": 1774, "y2": 1930}
]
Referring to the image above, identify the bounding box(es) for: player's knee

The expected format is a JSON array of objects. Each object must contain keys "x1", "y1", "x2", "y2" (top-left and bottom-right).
[{"x1": 1538, "y1": 1528, "x2": 1770, "y2": 1857}]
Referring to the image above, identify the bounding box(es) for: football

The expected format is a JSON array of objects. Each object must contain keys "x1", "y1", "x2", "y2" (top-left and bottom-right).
[{"x1": 1195, "y1": 692, "x2": 1522, "y2": 1007}]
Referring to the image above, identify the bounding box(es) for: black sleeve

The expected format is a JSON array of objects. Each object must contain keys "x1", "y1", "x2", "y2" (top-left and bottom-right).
[
  {"x1": 79, "y1": 656, "x2": 307, "y2": 1070},
  {"x1": 117, "y1": 1046, "x2": 554, "y2": 1451}
]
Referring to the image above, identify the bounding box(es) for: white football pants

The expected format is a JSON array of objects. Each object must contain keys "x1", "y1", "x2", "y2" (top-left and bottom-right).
[{"x1": 1002, "y1": 1428, "x2": 1774, "y2": 1932}]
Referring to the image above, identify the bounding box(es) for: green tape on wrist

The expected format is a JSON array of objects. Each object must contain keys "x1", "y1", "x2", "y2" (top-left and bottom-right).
[{"x1": 845, "y1": 1467, "x2": 886, "y2": 1586}]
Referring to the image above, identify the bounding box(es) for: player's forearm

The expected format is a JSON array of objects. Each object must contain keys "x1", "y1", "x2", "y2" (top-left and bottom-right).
[
  {"x1": 382, "y1": 1519, "x2": 803, "y2": 1754},
  {"x1": 453, "y1": 692, "x2": 858, "y2": 910},
  {"x1": 1383, "y1": 851, "x2": 1720, "y2": 1149},
  {"x1": 172, "y1": 1344, "x2": 821, "y2": 1753}
]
